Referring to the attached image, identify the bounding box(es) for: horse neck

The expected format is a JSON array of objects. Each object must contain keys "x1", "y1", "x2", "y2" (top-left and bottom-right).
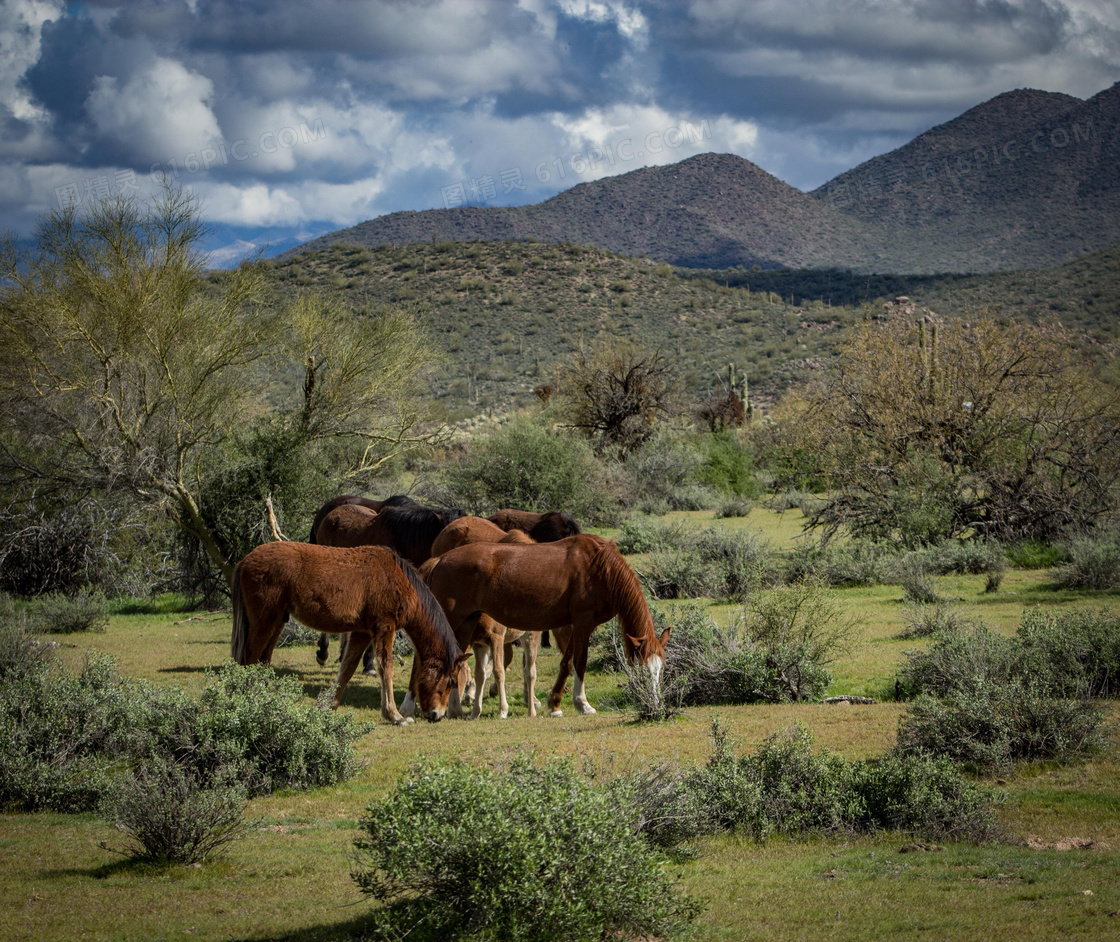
[{"x1": 589, "y1": 540, "x2": 658, "y2": 661}]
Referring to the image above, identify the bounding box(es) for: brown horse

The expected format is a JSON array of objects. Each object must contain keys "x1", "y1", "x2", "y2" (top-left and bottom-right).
[
  {"x1": 231, "y1": 542, "x2": 468, "y2": 722},
  {"x1": 310, "y1": 499, "x2": 463, "y2": 670},
  {"x1": 423, "y1": 534, "x2": 669, "y2": 716},
  {"x1": 307, "y1": 494, "x2": 419, "y2": 669},
  {"x1": 488, "y1": 509, "x2": 581, "y2": 542},
  {"x1": 404, "y1": 519, "x2": 540, "y2": 719}
]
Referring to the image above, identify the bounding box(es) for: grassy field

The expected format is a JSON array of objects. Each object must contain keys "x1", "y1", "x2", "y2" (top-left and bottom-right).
[{"x1": 4, "y1": 507, "x2": 1120, "y2": 941}]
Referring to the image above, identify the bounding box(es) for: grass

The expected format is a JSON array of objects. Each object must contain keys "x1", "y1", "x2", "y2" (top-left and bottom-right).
[{"x1": 7, "y1": 508, "x2": 1120, "y2": 941}]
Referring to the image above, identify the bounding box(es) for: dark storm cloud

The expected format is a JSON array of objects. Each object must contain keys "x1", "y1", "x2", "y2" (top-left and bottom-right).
[{"x1": 0, "y1": 0, "x2": 1116, "y2": 261}]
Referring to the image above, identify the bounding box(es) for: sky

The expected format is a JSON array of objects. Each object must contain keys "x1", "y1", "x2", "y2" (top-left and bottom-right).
[{"x1": 2, "y1": 0, "x2": 1118, "y2": 265}]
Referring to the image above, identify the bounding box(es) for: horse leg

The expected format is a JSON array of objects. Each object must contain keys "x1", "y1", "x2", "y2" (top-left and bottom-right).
[
  {"x1": 316, "y1": 632, "x2": 330, "y2": 666},
  {"x1": 547, "y1": 635, "x2": 576, "y2": 718},
  {"x1": 522, "y1": 631, "x2": 540, "y2": 717},
  {"x1": 486, "y1": 622, "x2": 510, "y2": 719},
  {"x1": 569, "y1": 626, "x2": 596, "y2": 715},
  {"x1": 470, "y1": 642, "x2": 491, "y2": 720},
  {"x1": 362, "y1": 639, "x2": 377, "y2": 675},
  {"x1": 333, "y1": 629, "x2": 372, "y2": 710},
  {"x1": 371, "y1": 625, "x2": 408, "y2": 725},
  {"x1": 489, "y1": 641, "x2": 515, "y2": 699}
]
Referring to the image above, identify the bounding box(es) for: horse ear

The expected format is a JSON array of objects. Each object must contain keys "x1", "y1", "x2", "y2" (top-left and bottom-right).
[
  {"x1": 658, "y1": 627, "x2": 671, "y2": 646},
  {"x1": 625, "y1": 634, "x2": 644, "y2": 663},
  {"x1": 454, "y1": 652, "x2": 471, "y2": 671}
]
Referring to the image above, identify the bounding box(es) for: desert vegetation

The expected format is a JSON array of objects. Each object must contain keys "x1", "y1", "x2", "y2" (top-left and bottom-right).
[{"x1": 2, "y1": 192, "x2": 1119, "y2": 941}]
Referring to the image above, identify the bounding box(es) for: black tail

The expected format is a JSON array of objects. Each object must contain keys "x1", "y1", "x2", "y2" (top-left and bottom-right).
[{"x1": 230, "y1": 562, "x2": 248, "y2": 663}]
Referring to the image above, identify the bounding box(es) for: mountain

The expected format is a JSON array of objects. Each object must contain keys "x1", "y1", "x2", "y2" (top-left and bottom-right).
[
  {"x1": 282, "y1": 83, "x2": 1120, "y2": 274},
  {"x1": 812, "y1": 85, "x2": 1120, "y2": 271},
  {"x1": 282, "y1": 153, "x2": 881, "y2": 270}
]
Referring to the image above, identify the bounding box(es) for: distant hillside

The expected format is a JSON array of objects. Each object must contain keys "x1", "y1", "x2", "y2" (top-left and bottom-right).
[
  {"x1": 269, "y1": 239, "x2": 859, "y2": 417},
  {"x1": 282, "y1": 83, "x2": 1120, "y2": 275},
  {"x1": 267, "y1": 239, "x2": 1120, "y2": 419},
  {"x1": 813, "y1": 84, "x2": 1120, "y2": 271},
  {"x1": 282, "y1": 153, "x2": 881, "y2": 270}
]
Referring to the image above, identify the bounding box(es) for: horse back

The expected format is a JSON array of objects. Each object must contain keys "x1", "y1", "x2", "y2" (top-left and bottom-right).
[
  {"x1": 315, "y1": 503, "x2": 379, "y2": 547},
  {"x1": 430, "y1": 516, "x2": 510, "y2": 556}
]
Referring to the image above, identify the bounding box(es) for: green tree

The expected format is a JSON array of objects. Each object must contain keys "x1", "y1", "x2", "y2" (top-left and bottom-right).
[
  {"x1": 0, "y1": 189, "x2": 439, "y2": 586},
  {"x1": 768, "y1": 302, "x2": 1120, "y2": 543}
]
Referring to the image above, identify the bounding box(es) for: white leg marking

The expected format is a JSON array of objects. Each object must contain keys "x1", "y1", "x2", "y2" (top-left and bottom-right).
[{"x1": 573, "y1": 673, "x2": 597, "y2": 715}]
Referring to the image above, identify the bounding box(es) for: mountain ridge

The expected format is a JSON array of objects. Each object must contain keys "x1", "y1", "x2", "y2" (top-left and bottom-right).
[{"x1": 281, "y1": 81, "x2": 1120, "y2": 274}]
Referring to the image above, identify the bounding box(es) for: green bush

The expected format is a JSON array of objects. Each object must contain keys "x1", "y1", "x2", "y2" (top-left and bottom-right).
[
  {"x1": 698, "y1": 429, "x2": 761, "y2": 497},
  {"x1": 783, "y1": 539, "x2": 894, "y2": 587},
  {"x1": 0, "y1": 649, "x2": 135, "y2": 812},
  {"x1": 621, "y1": 429, "x2": 713, "y2": 513},
  {"x1": 1055, "y1": 532, "x2": 1120, "y2": 589},
  {"x1": 616, "y1": 514, "x2": 689, "y2": 554},
  {"x1": 896, "y1": 625, "x2": 1019, "y2": 700},
  {"x1": 352, "y1": 756, "x2": 701, "y2": 942},
  {"x1": 443, "y1": 417, "x2": 607, "y2": 521},
  {"x1": 638, "y1": 547, "x2": 717, "y2": 600},
  {"x1": 1017, "y1": 607, "x2": 1120, "y2": 698},
  {"x1": 102, "y1": 758, "x2": 251, "y2": 864},
  {"x1": 896, "y1": 684, "x2": 1105, "y2": 770},
  {"x1": 716, "y1": 496, "x2": 753, "y2": 518},
  {"x1": 895, "y1": 619, "x2": 1111, "y2": 769},
  {"x1": 27, "y1": 587, "x2": 109, "y2": 634},
  {"x1": 680, "y1": 720, "x2": 997, "y2": 843},
  {"x1": 0, "y1": 624, "x2": 367, "y2": 813},
  {"x1": 900, "y1": 600, "x2": 973, "y2": 638}
]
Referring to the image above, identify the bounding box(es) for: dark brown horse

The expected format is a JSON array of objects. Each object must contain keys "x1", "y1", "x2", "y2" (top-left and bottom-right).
[
  {"x1": 231, "y1": 542, "x2": 468, "y2": 722},
  {"x1": 307, "y1": 494, "x2": 419, "y2": 670},
  {"x1": 309, "y1": 497, "x2": 463, "y2": 670},
  {"x1": 423, "y1": 534, "x2": 669, "y2": 716},
  {"x1": 488, "y1": 509, "x2": 581, "y2": 542}
]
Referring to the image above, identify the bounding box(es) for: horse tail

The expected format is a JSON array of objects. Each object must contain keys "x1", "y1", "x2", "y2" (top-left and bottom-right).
[
  {"x1": 230, "y1": 561, "x2": 249, "y2": 663},
  {"x1": 587, "y1": 538, "x2": 655, "y2": 663},
  {"x1": 389, "y1": 551, "x2": 462, "y2": 672},
  {"x1": 500, "y1": 528, "x2": 534, "y2": 544}
]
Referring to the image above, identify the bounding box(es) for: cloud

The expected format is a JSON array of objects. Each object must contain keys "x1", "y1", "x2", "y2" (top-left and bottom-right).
[{"x1": 85, "y1": 56, "x2": 223, "y2": 164}]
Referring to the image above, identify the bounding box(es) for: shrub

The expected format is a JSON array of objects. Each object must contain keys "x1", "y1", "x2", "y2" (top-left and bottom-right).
[
  {"x1": 716, "y1": 496, "x2": 753, "y2": 518},
  {"x1": 1016, "y1": 607, "x2": 1120, "y2": 698},
  {"x1": 621, "y1": 429, "x2": 713, "y2": 513},
  {"x1": 890, "y1": 557, "x2": 941, "y2": 603},
  {"x1": 102, "y1": 758, "x2": 251, "y2": 864},
  {"x1": 0, "y1": 649, "x2": 135, "y2": 812},
  {"x1": 614, "y1": 591, "x2": 848, "y2": 712},
  {"x1": 352, "y1": 756, "x2": 701, "y2": 942},
  {"x1": 681, "y1": 720, "x2": 997, "y2": 842},
  {"x1": 698, "y1": 430, "x2": 761, "y2": 498},
  {"x1": 27, "y1": 587, "x2": 109, "y2": 634},
  {"x1": 693, "y1": 527, "x2": 771, "y2": 601},
  {"x1": 900, "y1": 600, "x2": 973, "y2": 638},
  {"x1": 782, "y1": 538, "x2": 894, "y2": 586},
  {"x1": 922, "y1": 539, "x2": 1007, "y2": 577},
  {"x1": 0, "y1": 636, "x2": 367, "y2": 813},
  {"x1": 896, "y1": 625, "x2": 1019, "y2": 700},
  {"x1": 443, "y1": 417, "x2": 607, "y2": 522},
  {"x1": 1055, "y1": 532, "x2": 1120, "y2": 589},
  {"x1": 896, "y1": 684, "x2": 1105, "y2": 771},
  {"x1": 895, "y1": 621, "x2": 1111, "y2": 769},
  {"x1": 160, "y1": 662, "x2": 369, "y2": 796},
  {"x1": 616, "y1": 515, "x2": 689, "y2": 554},
  {"x1": 638, "y1": 547, "x2": 717, "y2": 600}
]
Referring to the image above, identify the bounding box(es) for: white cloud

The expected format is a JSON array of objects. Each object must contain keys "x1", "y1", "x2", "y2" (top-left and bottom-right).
[
  {"x1": 0, "y1": 0, "x2": 63, "y2": 121},
  {"x1": 85, "y1": 57, "x2": 223, "y2": 163}
]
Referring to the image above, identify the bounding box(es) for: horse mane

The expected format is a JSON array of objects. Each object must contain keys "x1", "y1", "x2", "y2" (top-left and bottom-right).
[
  {"x1": 376, "y1": 505, "x2": 456, "y2": 559},
  {"x1": 586, "y1": 537, "x2": 655, "y2": 664},
  {"x1": 499, "y1": 528, "x2": 534, "y2": 544},
  {"x1": 389, "y1": 550, "x2": 462, "y2": 672}
]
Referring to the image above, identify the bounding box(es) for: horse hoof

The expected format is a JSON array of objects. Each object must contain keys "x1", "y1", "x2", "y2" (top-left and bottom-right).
[
  {"x1": 315, "y1": 654, "x2": 328, "y2": 667},
  {"x1": 549, "y1": 709, "x2": 563, "y2": 718},
  {"x1": 362, "y1": 667, "x2": 377, "y2": 676},
  {"x1": 392, "y1": 716, "x2": 413, "y2": 726},
  {"x1": 578, "y1": 705, "x2": 597, "y2": 716}
]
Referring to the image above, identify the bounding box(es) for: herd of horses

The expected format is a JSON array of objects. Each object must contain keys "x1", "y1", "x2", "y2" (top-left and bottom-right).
[{"x1": 229, "y1": 495, "x2": 670, "y2": 723}]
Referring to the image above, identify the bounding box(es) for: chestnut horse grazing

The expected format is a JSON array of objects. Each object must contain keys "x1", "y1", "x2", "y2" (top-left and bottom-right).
[
  {"x1": 424, "y1": 534, "x2": 669, "y2": 716},
  {"x1": 231, "y1": 542, "x2": 468, "y2": 722},
  {"x1": 416, "y1": 519, "x2": 540, "y2": 719}
]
